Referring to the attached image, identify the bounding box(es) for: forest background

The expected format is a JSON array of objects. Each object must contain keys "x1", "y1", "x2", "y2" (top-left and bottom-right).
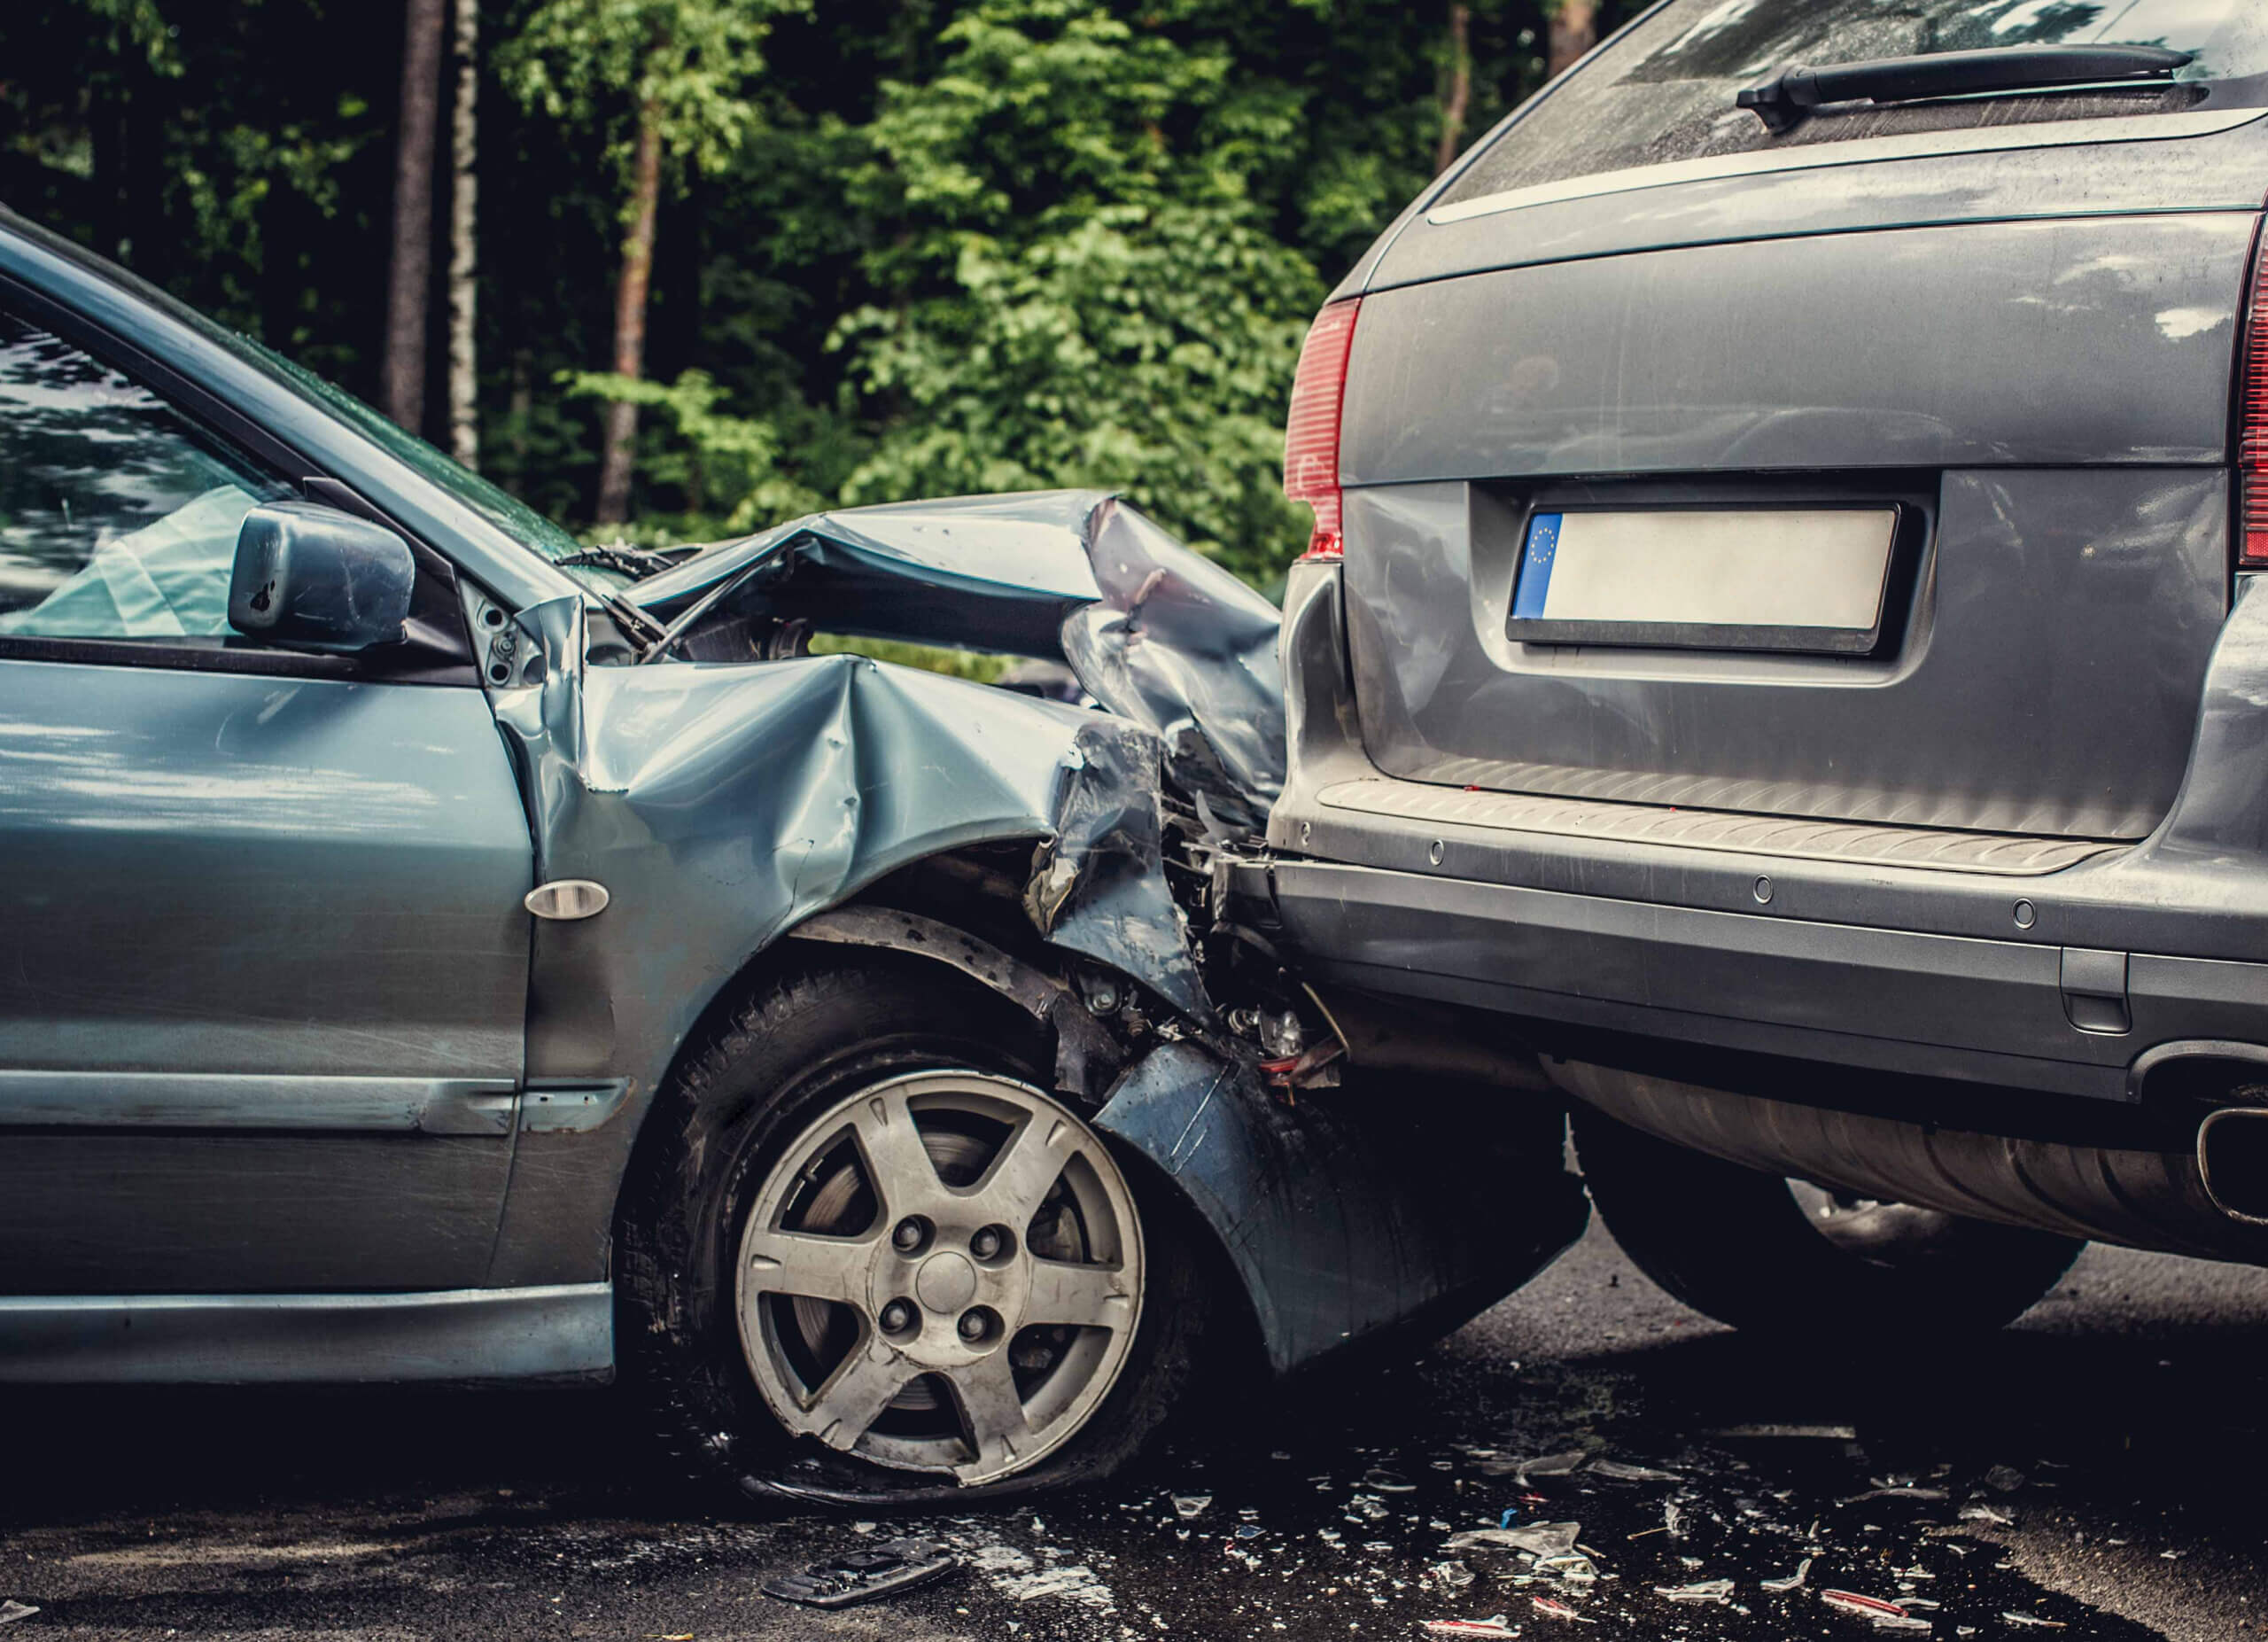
[{"x1": 2, "y1": 0, "x2": 1638, "y2": 589}]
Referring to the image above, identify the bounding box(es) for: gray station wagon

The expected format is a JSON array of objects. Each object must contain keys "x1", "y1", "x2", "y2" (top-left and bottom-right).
[
  {"x1": 1266, "y1": 0, "x2": 2268, "y2": 1332},
  {"x1": 0, "y1": 209, "x2": 1589, "y2": 1503}
]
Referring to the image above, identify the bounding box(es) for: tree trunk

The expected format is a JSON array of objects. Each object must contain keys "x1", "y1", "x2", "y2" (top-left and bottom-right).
[
  {"x1": 594, "y1": 99, "x2": 663, "y2": 526},
  {"x1": 446, "y1": 0, "x2": 479, "y2": 470},
  {"x1": 1548, "y1": 0, "x2": 1598, "y2": 79},
  {"x1": 383, "y1": 0, "x2": 447, "y2": 432},
  {"x1": 1434, "y1": 2, "x2": 1473, "y2": 175}
]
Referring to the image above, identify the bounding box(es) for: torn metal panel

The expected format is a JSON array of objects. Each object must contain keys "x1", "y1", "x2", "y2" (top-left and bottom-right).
[
  {"x1": 1060, "y1": 501, "x2": 1285, "y2": 831},
  {"x1": 629, "y1": 490, "x2": 1285, "y2": 832},
  {"x1": 1094, "y1": 1041, "x2": 1589, "y2": 1375},
  {"x1": 1025, "y1": 715, "x2": 1215, "y2": 1027},
  {"x1": 630, "y1": 490, "x2": 1109, "y2": 655}
]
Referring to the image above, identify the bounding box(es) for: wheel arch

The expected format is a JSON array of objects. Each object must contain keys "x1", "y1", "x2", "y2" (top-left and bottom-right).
[{"x1": 595, "y1": 850, "x2": 1277, "y2": 1394}]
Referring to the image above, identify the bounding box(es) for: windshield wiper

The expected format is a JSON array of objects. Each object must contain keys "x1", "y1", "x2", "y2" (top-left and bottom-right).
[{"x1": 1737, "y1": 43, "x2": 2192, "y2": 135}]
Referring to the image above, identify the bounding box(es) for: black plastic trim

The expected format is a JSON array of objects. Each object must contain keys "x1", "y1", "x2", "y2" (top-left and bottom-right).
[{"x1": 1267, "y1": 857, "x2": 2268, "y2": 1109}]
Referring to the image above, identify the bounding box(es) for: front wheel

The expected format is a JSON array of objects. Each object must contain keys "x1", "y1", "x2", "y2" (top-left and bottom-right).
[
  {"x1": 1572, "y1": 1106, "x2": 2085, "y2": 1337},
  {"x1": 617, "y1": 958, "x2": 1209, "y2": 1505}
]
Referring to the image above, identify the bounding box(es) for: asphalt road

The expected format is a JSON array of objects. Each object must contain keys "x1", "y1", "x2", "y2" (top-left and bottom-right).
[{"x1": 6, "y1": 1219, "x2": 2265, "y2": 1641}]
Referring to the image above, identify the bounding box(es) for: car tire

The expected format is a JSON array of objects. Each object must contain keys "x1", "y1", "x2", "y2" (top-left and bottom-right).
[
  {"x1": 1571, "y1": 1105, "x2": 2085, "y2": 1336},
  {"x1": 616, "y1": 953, "x2": 1211, "y2": 1506}
]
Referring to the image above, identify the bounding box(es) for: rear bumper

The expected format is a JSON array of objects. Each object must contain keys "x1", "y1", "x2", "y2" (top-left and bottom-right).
[
  {"x1": 1267, "y1": 560, "x2": 2268, "y2": 1108},
  {"x1": 1269, "y1": 856, "x2": 2268, "y2": 1103}
]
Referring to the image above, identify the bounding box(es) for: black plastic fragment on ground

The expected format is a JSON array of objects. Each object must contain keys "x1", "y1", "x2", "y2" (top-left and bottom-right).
[{"x1": 760, "y1": 1537, "x2": 959, "y2": 1608}]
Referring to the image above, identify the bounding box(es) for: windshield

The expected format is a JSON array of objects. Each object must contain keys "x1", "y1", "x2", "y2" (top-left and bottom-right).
[{"x1": 1438, "y1": 0, "x2": 2268, "y2": 209}]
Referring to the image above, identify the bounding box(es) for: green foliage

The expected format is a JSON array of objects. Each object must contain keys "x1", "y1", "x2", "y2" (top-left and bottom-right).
[
  {"x1": 499, "y1": 0, "x2": 809, "y2": 185},
  {"x1": 562, "y1": 369, "x2": 822, "y2": 526},
  {"x1": 822, "y1": 0, "x2": 1325, "y2": 580},
  {"x1": 4, "y1": 0, "x2": 1652, "y2": 588}
]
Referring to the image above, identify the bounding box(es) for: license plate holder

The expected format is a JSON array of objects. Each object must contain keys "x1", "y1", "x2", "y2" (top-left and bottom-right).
[{"x1": 1505, "y1": 505, "x2": 1900, "y2": 655}]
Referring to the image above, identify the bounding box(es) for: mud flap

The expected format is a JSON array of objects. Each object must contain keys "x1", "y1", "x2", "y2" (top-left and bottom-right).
[{"x1": 1094, "y1": 1042, "x2": 1589, "y2": 1376}]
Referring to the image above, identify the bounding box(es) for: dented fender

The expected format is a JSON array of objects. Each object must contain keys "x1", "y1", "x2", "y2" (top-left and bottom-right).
[{"x1": 481, "y1": 595, "x2": 1213, "y2": 1285}]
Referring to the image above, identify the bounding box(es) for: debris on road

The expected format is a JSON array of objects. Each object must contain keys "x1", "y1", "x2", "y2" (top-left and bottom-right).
[
  {"x1": 1654, "y1": 1577, "x2": 1735, "y2": 1604},
  {"x1": 1760, "y1": 1557, "x2": 1814, "y2": 1592},
  {"x1": 1518, "y1": 1451, "x2": 1588, "y2": 1484},
  {"x1": 1428, "y1": 1560, "x2": 1477, "y2": 1591},
  {"x1": 2000, "y1": 1615, "x2": 2069, "y2": 1630},
  {"x1": 1532, "y1": 1553, "x2": 1600, "y2": 1584},
  {"x1": 1984, "y1": 1467, "x2": 2028, "y2": 1492},
  {"x1": 1821, "y1": 1589, "x2": 1931, "y2": 1630},
  {"x1": 1446, "y1": 1521, "x2": 1581, "y2": 1556},
  {"x1": 1423, "y1": 1616, "x2": 1518, "y2": 1637},
  {"x1": 1532, "y1": 1595, "x2": 1596, "y2": 1623},
  {"x1": 760, "y1": 1539, "x2": 959, "y2": 1609},
  {"x1": 0, "y1": 1604, "x2": 37, "y2": 1627},
  {"x1": 1172, "y1": 1494, "x2": 1213, "y2": 1519},
  {"x1": 1961, "y1": 1504, "x2": 2016, "y2": 1526},
  {"x1": 1589, "y1": 1459, "x2": 1682, "y2": 1482}
]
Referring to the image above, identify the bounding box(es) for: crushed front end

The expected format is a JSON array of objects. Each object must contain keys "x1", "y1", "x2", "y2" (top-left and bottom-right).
[{"x1": 509, "y1": 491, "x2": 1586, "y2": 1403}]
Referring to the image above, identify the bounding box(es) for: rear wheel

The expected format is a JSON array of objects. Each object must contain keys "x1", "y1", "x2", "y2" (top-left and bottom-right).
[
  {"x1": 1572, "y1": 1106, "x2": 2085, "y2": 1336},
  {"x1": 617, "y1": 959, "x2": 1209, "y2": 1505}
]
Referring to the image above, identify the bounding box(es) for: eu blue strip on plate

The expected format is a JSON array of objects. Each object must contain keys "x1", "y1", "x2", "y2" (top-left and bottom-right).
[{"x1": 1512, "y1": 512, "x2": 1561, "y2": 619}]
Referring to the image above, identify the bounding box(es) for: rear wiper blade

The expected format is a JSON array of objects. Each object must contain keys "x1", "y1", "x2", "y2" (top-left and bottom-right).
[{"x1": 1737, "y1": 43, "x2": 2192, "y2": 135}]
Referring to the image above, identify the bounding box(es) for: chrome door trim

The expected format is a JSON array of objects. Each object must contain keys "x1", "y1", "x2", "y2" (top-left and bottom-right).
[
  {"x1": 0, "y1": 1284, "x2": 613, "y2": 1382},
  {"x1": 0, "y1": 1072, "x2": 517, "y2": 1132},
  {"x1": 1428, "y1": 106, "x2": 2268, "y2": 226}
]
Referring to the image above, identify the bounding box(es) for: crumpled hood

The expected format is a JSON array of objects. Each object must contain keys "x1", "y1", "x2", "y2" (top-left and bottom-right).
[{"x1": 630, "y1": 490, "x2": 1286, "y2": 829}]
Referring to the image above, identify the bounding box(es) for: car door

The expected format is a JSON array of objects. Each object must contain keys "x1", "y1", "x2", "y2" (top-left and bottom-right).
[{"x1": 0, "y1": 297, "x2": 535, "y2": 1295}]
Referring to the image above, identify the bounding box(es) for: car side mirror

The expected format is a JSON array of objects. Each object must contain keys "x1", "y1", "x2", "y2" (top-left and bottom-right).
[{"x1": 229, "y1": 500, "x2": 416, "y2": 652}]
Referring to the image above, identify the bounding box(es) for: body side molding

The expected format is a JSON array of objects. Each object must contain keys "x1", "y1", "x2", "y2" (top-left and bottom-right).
[
  {"x1": 0, "y1": 1071, "x2": 517, "y2": 1132},
  {"x1": 0, "y1": 1284, "x2": 614, "y2": 1383}
]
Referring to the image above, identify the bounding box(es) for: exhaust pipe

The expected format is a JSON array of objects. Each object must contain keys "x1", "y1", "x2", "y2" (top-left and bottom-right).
[{"x1": 2198, "y1": 1107, "x2": 2268, "y2": 1225}]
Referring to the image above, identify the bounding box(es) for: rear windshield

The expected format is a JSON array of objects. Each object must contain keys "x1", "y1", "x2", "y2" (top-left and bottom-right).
[{"x1": 1438, "y1": 0, "x2": 2268, "y2": 209}]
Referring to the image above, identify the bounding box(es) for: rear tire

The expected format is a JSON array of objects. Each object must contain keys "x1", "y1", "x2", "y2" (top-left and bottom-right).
[
  {"x1": 1572, "y1": 1106, "x2": 2085, "y2": 1336},
  {"x1": 616, "y1": 956, "x2": 1211, "y2": 1506}
]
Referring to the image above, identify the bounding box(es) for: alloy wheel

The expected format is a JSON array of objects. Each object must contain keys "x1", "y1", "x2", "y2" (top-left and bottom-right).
[{"x1": 735, "y1": 1070, "x2": 1145, "y2": 1485}]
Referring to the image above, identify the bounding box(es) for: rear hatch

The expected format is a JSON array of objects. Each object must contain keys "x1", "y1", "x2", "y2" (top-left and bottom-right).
[{"x1": 1336, "y1": 0, "x2": 2268, "y2": 844}]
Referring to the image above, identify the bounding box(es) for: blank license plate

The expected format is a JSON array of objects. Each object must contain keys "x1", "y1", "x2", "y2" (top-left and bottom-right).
[{"x1": 1507, "y1": 507, "x2": 1899, "y2": 654}]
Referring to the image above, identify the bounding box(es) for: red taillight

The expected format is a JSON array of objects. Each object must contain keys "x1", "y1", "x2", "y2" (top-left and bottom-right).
[
  {"x1": 2244, "y1": 226, "x2": 2268, "y2": 566},
  {"x1": 1285, "y1": 299, "x2": 1361, "y2": 561}
]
